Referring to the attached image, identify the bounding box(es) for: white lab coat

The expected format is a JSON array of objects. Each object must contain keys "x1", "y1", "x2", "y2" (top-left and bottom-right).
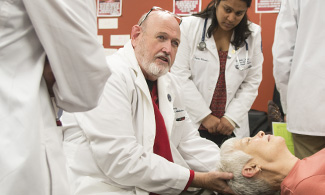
[
  {"x1": 62, "y1": 41, "x2": 220, "y2": 195},
  {"x1": 0, "y1": 0, "x2": 110, "y2": 194},
  {"x1": 272, "y1": 0, "x2": 325, "y2": 136},
  {"x1": 171, "y1": 16, "x2": 263, "y2": 138}
]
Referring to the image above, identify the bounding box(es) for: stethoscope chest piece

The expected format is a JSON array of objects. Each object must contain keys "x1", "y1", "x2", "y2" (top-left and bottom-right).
[
  {"x1": 197, "y1": 41, "x2": 206, "y2": 51},
  {"x1": 197, "y1": 18, "x2": 208, "y2": 51}
]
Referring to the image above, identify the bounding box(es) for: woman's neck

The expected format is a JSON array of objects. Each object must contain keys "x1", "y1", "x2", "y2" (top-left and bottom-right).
[
  {"x1": 262, "y1": 154, "x2": 299, "y2": 189},
  {"x1": 213, "y1": 28, "x2": 233, "y2": 51}
]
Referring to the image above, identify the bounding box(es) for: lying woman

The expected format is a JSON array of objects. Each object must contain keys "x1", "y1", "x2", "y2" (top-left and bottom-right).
[{"x1": 219, "y1": 131, "x2": 325, "y2": 195}]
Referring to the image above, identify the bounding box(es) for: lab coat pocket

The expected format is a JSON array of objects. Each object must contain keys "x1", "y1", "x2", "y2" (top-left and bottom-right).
[
  {"x1": 171, "y1": 108, "x2": 187, "y2": 145},
  {"x1": 190, "y1": 55, "x2": 210, "y2": 79},
  {"x1": 63, "y1": 137, "x2": 105, "y2": 183},
  {"x1": 63, "y1": 127, "x2": 87, "y2": 164},
  {"x1": 62, "y1": 128, "x2": 95, "y2": 171}
]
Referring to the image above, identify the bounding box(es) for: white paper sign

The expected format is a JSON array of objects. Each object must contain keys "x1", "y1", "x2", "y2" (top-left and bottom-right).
[
  {"x1": 98, "y1": 18, "x2": 118, "y2": 29},
  {"x1": 110, "y1": 34, "x2": 130, "y2": 46}
]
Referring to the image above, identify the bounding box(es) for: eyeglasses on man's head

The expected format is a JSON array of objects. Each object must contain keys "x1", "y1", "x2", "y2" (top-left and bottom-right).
[{"x1": 138, "y1": 6, "x2": 182, "y2": 26}]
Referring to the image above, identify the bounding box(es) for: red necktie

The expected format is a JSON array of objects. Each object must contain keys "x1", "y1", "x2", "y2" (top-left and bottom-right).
[
  {"x1": 150, "y1": 81, "x2": 173, "y2": 195},
  {"x1": 150, "y1": 81, "x2": 174, "y2": 162}
]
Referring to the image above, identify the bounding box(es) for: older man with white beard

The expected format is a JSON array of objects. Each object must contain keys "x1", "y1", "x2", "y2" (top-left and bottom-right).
[{"x1": 61, "y1": 7, "x2": 234, "y2": 195}]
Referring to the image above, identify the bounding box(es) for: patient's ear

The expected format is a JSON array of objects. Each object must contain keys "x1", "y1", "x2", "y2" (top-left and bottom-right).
[{"x1": 242, "y1": 163, "x2": 261, "y2": 178}]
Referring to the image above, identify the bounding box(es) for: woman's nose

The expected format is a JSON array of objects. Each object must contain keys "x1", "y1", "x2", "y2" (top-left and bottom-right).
[
  {"x1": 253, "y1": 131, "x2": 265, "y2": 138},
  {"x1": 258, "y1": 131, "x2": 265, "y2": 137},
  {"x1": 227, "y1": 13, "x2": 236, "y2": 22}
]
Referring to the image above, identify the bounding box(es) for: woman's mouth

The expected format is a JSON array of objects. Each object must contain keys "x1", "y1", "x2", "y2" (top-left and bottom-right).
[{"x1": 223, "y1": 22, "x2": 234, "y2": 29}]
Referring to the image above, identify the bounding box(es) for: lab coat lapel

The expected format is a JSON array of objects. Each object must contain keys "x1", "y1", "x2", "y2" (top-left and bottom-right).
[
  {"x1": 125, "y1": 41, "x2": 153, "y2": 105},
  {"x1": 133, "y1": 70, "x2": 156, "y2": 152},
  {"x1": 134, "y1": 73, "x2": 152, "y2": 104},
  {"x1": 157, "y1": 75, "x2": 174, "y2": 137},
  {"x1": 206, "y1": 35, "x2": 220, "y2": 62},
  {"x1": 226, "y1": 43, "x2": 237, "y2": 70},
  {"x1": 124, "y1": 41, "x2": 156, "y2": 151}
]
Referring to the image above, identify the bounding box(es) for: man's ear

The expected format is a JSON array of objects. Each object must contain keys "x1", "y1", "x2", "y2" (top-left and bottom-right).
[
  {"x1": 242, "y1": 162, "x2": 261, "y2": 178},
  {"x1": 131, "y1": 25, "x2": 141, "y2": 47}
]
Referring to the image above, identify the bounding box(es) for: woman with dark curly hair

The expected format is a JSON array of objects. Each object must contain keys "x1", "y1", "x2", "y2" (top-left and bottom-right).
[{"x1": 171, "y1": 0, "x2": 264, "y2": 147}]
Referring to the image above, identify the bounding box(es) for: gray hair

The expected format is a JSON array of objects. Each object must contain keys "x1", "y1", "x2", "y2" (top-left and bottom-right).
[
  {"x1": 218, "y1": 138, "x2": 277, "y2": 195},
  {"x1": 138, "y1": 13, "x2": 147, "y2": 26},
  {"x1": 137, "y1": 13, "x2": 148, "y2": 33}
]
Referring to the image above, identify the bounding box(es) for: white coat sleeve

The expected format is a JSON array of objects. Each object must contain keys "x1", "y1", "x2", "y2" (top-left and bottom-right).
[
  {"x1": 171, "y1": 22, "x2": 211, "y2": 124},
  {"x1": 168, "y1": 75, "x2": 220, "y2": 171},
  {"x1": 272, "y1": 0, "x2": 297, "y2": 114},
  {"x1": 23, "y1": 0, "x2": 110, "y2": 112},
  {"x1": 177, "y1": 117, "x2": 220, "y2": 171},
  {"x1": 74, "y1": 66, "x2": 190, "y2": 194}
]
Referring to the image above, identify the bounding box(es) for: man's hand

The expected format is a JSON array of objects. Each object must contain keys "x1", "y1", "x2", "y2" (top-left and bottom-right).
[
  {"x1": 216, "y1": 117, "x2": 235, "y2": 135},
  {"x1": 43, "y1": 56, "x2": 56, "y2": 97},
  {"x1": 201, "y1": 114, "x2": 221, "y2": 134},
  {"x1": 191, "y1": 171, "x2": 234, "y2": 194}
]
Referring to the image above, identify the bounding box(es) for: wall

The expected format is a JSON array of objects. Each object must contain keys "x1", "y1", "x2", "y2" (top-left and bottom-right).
[{"x1": 97, "y1": 0, "x2": 279, "y2": 112}]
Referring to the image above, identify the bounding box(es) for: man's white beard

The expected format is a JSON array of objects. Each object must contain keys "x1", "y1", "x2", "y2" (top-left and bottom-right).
[{"x1": 147, "y1": 62, "x2": 169, "y2": 78}]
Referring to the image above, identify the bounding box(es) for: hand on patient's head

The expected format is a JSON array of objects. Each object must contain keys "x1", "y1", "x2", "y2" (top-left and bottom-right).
[{"x1": 218, "y1": 138, "x2": 277, "y2": 195}]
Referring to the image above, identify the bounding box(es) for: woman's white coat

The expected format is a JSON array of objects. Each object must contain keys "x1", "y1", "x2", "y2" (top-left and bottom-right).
[{"x1": 172, "y1": 16, "x2": 263, "y2": 138}]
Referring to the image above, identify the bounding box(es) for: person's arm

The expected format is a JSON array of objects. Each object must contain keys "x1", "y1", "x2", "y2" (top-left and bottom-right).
[
  {"x1": 175, "y1": 117, "x2": 234, "y2": 194},
  {"x1": 23, "y1": 0, "x2": 110, "y2": 112},
  {"x1": 177, "y1": 123, "x2": 234, "y2": 194},
  {"x1": 165, "y1": 74, "x2": 234, "y2": 194},
  {"x1": 272, "y1": 0, "x2": 297, "y2": 114},
  {"x1": 224, "y1": 24, "x2": 263, "y2": 127}
]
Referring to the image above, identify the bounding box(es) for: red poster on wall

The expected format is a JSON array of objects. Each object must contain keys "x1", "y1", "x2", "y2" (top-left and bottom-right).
[
  {"x1": 97, "y1": 0, "x2": 122, "y2": 17},
  {"x1": 256, "y1": 0, "x2": 281, "y2": 13},
  {"x1": 173, "y1": 0, "x2": 201, "y2": 16}
]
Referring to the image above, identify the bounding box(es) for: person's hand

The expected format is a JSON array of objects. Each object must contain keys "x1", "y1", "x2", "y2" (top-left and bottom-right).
[
  {"x1": 216, "y1": 117, "x2": 234, "y2": 135},
  {"x1": 284, "y1": 115, "x2": 287, "y2": 122},
  {"x1": 43, "y1": 56, "x2": 56, "y2": 97},
  {"x1": 201, "y1": 114, "x2": 221, "y2": 134},
  {"x1": 191, "y1": 171, "x2": 234, "y2": 194}
]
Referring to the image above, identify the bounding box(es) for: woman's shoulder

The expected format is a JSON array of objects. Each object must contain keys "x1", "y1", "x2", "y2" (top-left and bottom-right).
[
  {"x1": 247, "y1": 21, "x2": 262, "y2": 36},
  {"x1": 181, "y1": 16, "x2": 205, "y2": 29},
  {"x1": 248, "y1": 21, "x2": 261, "y2": 32}
]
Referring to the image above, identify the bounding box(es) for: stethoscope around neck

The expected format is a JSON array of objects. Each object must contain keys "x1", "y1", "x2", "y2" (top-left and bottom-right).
[
  {"x1": 197, "y1": 18, "x2": 250, "y2": 70},
  {"x1": 197, "y1": 18, "x2": 209, "y2": 51}
]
